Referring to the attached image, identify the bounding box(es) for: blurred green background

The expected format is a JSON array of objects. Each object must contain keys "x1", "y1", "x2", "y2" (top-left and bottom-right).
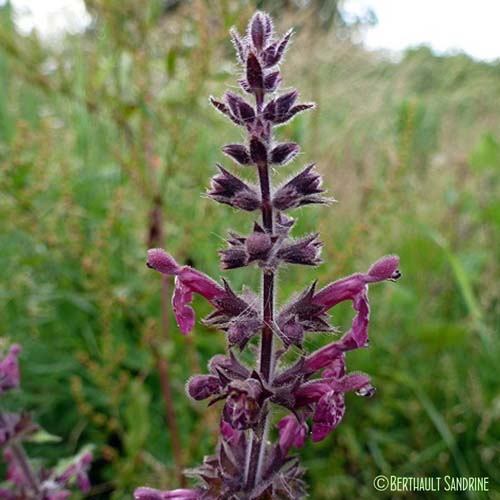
[{"x1": 0, "y1": 0, "x2": 498, "y2": 498}]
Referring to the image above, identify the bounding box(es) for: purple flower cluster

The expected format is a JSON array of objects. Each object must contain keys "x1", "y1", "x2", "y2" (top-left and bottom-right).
[
  {"x1": 0, "y1": 344, "x2": 92, "y2": 499},
  {"x1": 139, "y1": 11, "x2": 400, "y2": 500}
]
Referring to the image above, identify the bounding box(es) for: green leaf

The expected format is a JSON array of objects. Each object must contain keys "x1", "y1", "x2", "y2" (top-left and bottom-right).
[{"x1": 27, "y1": 428, "x2": 62, "y2": 444}]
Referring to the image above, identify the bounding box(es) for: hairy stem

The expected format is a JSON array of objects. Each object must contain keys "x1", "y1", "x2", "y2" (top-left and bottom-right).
[
  {"x1": 247, "y1": 89, "x2": 276, "y2": 490},
  {"x1": 255, "y1": 91, "x2": 275, "y2": 383}
]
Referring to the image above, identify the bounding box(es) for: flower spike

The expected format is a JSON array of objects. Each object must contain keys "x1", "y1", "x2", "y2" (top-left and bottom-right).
[{"x1": 142, "y1": 10, "x2": 400, "y2": 499}]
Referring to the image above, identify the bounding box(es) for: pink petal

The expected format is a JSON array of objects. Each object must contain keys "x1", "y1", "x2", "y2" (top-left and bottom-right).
[
  {"x1": 350, "y1": 291, "x2": 370, "y2": 348},
  {"x1": 311, "y1": 391, "x2": 345, "y2": 442},
  {"x1": 276, "y1": 415, "x2": 308, "y2": 455},
  {"x1": 330, "y1": 372, "x2": 372, "y2": 393},
  {"x1": 312, "y1": 274, "x2": 366, "y2": 311},
  {"x1": 177, "y1": 267, "x2": 225, "y2": 302},
  {"x1": 172, "y1": 278, "x2": 195, "y2": 335},
  {"x1": 147, "y1": 249, "x2": 180, "y2": 275},
  {"x1": 312, "y1": 255, "x2": 400, "y2": 311},
  {"x1": 367, "y1": 255, "x2": 400, "y2": 281}
]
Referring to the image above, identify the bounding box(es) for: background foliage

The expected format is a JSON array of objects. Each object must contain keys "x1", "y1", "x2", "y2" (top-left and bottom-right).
[{"x1": 0, "y1": 0, "x2": 498, "y2": 498}]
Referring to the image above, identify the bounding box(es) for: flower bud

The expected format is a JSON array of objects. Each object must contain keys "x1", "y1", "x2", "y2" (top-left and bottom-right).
[
  {"x1": 278, "y1": 316, "x2": 304, "y2": 348},
  {"x1": 208, "y1": 165, "x2": 260, "y2": 211},
  {"x1": 209, "y1": 96, "x2": 242, "y2": 126},
  {"x1": 273, "y1": 164, "x2": 329, "y2": 211},
  {"x1": 219, "y1": 236, "x2": 248, "y2": 269},
  {"x1": 230, "y1": 28, "x2": 247, "y2": 65},
  {"x1": 277, "y1": 233, "x2": 322, "y2": 266},
  {"x1": 223, "y1": 378, "x2": 268, "y2": 430},
  {"x1": 277, "y1": 103, "x2": 315, "y2": 125},
  {"x1": 187, "y1": 375, "x2": 222, "y2": 401},
  {"x1": 264, "y1": 71, "x2": 282, "y2": 93},
  {"x1": 249, "y1": 11, "x2": 273, "y2": 52},
  {"x1": 222, "y1": 144, "x2": 252, "y2": 166},
  {"x1": 224, "y1": 91, "x2": 255, "y2": 126},
  {"x1": 262, "y1": 29, "x2": 293, "y2": 68},
  {"x1": 208, "y1": 352, "x2": 250, "y2": 381},
  {"x1": 246, "y1": 229, "x2": 272, "y2": 261},
  {"x1": 276, "y1": 90, "x2": 298, "y2": 118},
  {"x1": 270, "y1": 142, "x2": 300, "y2": 165},
  {"x1": 245, "y1": 52, "x2": 264, "y2": 92},
  {"x1": 227, "y1": 316, "x2": 262, "y2": 350}
]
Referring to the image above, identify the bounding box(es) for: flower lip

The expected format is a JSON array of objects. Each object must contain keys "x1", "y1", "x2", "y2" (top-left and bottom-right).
[{"x1": 276, "y1": 414, "x2": 308, "y2": 455}]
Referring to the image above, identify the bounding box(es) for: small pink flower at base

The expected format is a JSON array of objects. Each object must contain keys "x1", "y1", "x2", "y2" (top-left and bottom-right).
[
  {"x1": 0, "y1": 344, "x2": 21, "y2": 394},
  {"x1": 276, "y1": 415, "x2": 308, "y2": 455},
  {"x1": 147, "y1": 249, "x2": 227, "y2": 334},
  {"x1": 134, "y1": 487, "x2": 200, "y2": 500}
]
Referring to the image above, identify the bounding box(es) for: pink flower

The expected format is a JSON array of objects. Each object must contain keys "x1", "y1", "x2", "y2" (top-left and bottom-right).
[
  {"x1": 312, "y1": 255, "x2": 400, "y2": 311},
  {"x1": 276, "y1": 415, "x2": 308, "y2": 455},
  {"x1": 147, "y1": 249, "x2": 226, "y2": 334},
  {"x1": 312, "y1": 255, "x2": 400, "y2": 349},
  {"x1": 294, "y1": 355, "x2": 374, "y2": 442},
  {"x1": 277, "y1": 255, "x2": 400, "y2": 349}
]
